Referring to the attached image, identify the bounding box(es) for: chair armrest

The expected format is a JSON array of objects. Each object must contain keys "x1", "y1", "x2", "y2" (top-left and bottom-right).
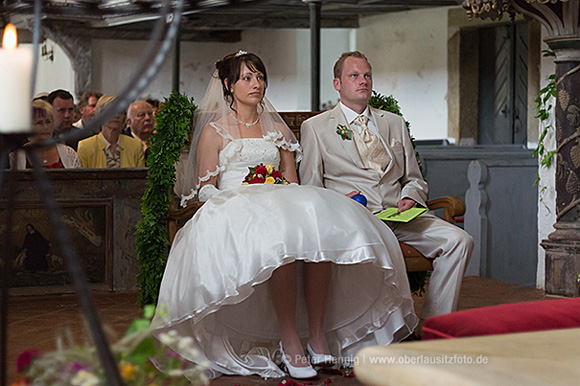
[{"x1": 426, "y1": 196, "x2": 465, "y2": 225}]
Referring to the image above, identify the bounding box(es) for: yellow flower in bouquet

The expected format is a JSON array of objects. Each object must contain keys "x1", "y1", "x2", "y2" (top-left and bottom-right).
[{"x1": 243, "y1": 163, "x2": 289, "y2": 185}]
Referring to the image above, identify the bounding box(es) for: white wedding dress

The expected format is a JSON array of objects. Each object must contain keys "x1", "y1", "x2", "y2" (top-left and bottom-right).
[{"x1": 153, "y1": 137, "x2": 417, "y2": 379}]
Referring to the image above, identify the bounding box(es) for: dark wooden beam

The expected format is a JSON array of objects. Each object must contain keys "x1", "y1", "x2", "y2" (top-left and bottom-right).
[
  {"x1": 1, "y1": 0, "x2": 461, "y2": 42},
  {"x1": 61, "y1": 22, "x2": 242, "y2": 42}
]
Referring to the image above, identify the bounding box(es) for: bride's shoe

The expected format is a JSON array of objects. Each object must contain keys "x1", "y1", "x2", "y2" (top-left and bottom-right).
[
  {"x1": 279, "y1": 342, "x2": 317, "y2": 379},
  {"x1": 306, "y1": 343, "x2": 335, "y2": 367}
]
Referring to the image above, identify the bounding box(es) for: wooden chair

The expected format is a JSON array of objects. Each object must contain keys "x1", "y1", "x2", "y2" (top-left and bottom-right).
[{"x1": 167, "y1": 112, "x2": 466, "y2": 273}]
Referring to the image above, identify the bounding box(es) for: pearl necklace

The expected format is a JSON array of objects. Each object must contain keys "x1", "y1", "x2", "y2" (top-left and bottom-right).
[{"x1": 231, "y1": 113, "x2": 260, "y2": 128}]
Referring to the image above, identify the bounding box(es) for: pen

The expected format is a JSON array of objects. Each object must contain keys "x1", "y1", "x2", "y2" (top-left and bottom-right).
[{"x1": 384, "y1": 211, "x2": 401, "y2": 219}]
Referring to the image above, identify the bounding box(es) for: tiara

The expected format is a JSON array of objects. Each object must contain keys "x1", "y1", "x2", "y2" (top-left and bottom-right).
[{"x1": 235, "y1": 50, "x2": 248, "y2": 57}]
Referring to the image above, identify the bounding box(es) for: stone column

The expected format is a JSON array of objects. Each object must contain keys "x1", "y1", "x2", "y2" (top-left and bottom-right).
[
  {"x1": 41, "y1": 22, "x2": 93, "y2": 99},
  {"x1": 541, "y1": 36, "x2": 580, "y2": 296},
  {"x1": 463, "y1": 0, "x2": 580, "y2": 295}
]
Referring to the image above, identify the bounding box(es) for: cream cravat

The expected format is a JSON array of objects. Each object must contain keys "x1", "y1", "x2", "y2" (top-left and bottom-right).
[{"x1": 352, "y1": 115, "x2": 389, "y2": 173}]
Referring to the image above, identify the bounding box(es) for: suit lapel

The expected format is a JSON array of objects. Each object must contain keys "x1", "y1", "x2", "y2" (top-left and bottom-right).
[{"x1": 329, "y1": 106, "x2": 364, "y2": 168}]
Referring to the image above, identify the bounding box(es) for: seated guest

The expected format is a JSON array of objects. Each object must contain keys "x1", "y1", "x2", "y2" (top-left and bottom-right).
[
  {"x1": 126, "y1": 100, "x2": 154, "y2": 156},
  {"x1": 77, "y1": 95, "x2": 145, "y2": 168},
  {"x1": 46, "y1": 88, "x2": 95, "y2": 151},
  {"x1": 47, "y1": 89, "x2": 78, "y2": 149},
  {"x1": 10, "y1": 100, "x2": 81, "y2": 169},
  {"x1": 74, "y1": 91, "x2": 103, "y2": 130}
]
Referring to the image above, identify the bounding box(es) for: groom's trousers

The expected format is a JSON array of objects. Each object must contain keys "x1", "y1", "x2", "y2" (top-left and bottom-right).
[{"x1": 385, "y1": 214, "x2": 474, "y2": 319}]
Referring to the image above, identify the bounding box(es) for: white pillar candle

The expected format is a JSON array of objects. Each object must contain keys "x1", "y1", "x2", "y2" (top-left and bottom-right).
[{"x1": 0, "y1": 24, "x2": 32, "y2": 133}]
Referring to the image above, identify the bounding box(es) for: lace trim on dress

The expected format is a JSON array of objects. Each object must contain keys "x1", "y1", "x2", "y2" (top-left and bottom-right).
[
  {"x1": 210, "y1": 122, "x2": 234, "y2": 141},
  {"x1": 263, "y1": 132, "x2": 303, "y2": 162},
  {"x1": 180, "y1": 166, "x2": 225, "y2": 207}
]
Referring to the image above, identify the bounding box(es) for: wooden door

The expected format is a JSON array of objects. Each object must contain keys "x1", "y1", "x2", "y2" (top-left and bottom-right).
[{"x1": 478, "y1": 24, "x2": 528, "y2": 145}]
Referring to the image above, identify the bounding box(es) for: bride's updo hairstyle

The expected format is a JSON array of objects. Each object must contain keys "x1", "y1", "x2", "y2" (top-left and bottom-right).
[{"x1": 216, "y1": 51, "x2": 268, "y2": 110}]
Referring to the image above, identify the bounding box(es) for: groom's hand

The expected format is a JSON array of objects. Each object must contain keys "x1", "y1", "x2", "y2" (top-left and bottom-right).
[
  {"x1": 397, "y1": 198, "x2": 416, "y2": 212},
  {"x1": 346, "y1": 190, "x2": 361, "y2": 198}
]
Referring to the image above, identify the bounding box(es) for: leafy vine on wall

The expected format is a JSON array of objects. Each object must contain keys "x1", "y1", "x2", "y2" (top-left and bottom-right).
[{"x1": 533, "y1": 50, "x2": 557, "y2": 212}]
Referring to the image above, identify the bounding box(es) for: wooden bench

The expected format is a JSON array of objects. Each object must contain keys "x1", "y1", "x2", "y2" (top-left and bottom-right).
[{"x1": 167, "y1": 112, "x2": 466, "y2": 272}]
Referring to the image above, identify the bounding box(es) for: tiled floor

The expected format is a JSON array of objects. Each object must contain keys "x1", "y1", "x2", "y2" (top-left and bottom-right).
[{"x1": 4, "y1": 277, "x2": 550, "y2": 385}]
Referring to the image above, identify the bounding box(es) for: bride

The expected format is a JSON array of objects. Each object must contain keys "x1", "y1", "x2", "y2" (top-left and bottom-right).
[{"x1": 153, "y1": 51, "x2": 417, "y2": 379}]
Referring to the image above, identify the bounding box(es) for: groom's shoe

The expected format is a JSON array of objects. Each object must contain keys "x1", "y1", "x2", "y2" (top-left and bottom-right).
[
  {"x1": 306, "y1": 343, "x2": 335, "y2": 367},
  {"x1": 280, "y1": 342, "x2": 317, "y2": 379}
]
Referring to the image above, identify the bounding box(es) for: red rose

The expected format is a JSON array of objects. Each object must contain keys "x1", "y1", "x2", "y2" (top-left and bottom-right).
[
  {"x1": 249, "y1": 176, "x2": 265, "y2": 184},
  {"x1": 272, "y1": 170, "x2": 283, "y2": 179},
  {"x1": 16, "y1": 349, "x2": 40, "y2": 374},
  {"x1": 255, "y1": 165, "x2": 268, "y2": 177}
]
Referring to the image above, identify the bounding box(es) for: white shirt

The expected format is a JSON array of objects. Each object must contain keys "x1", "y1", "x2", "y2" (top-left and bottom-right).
[
  {"x1": 339, "y1": 102, "x2": 379, "y2": 136},
  {"x1": 101, "y1": 134, "x2": 122, "y2": 150}
]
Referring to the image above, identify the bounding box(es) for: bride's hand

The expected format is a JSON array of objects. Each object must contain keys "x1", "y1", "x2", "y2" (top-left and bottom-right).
[
  {"x1": 346, "y1": 191, "x2": 361, "y2": 198},
  {"x1": 198, "y1": 184, "x2": 220, "y2": 201}
]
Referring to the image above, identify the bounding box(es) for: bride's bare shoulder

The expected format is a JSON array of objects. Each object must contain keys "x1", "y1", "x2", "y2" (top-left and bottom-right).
[{"x1": 198, "y1": 122, "x2": 224, "y2": 146}]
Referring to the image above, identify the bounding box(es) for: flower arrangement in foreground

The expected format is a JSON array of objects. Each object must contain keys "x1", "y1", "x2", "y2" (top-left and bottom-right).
[
  {"x1": 11, "y1": 305, "x2": 208, "y2": 386},
  {"x1": 242, "y1": 163, "x2": 289, "y2": 185}
]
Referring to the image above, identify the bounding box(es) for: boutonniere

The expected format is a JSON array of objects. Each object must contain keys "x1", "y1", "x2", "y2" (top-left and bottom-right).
[{"x1": 336, "y1": 124, "x2": 353, "y2": 140}]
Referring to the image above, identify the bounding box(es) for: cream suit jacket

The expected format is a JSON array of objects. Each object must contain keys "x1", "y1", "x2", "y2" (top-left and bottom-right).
[
  {"x1": 77, "y1": 132, "x2": 145, "y2": 169},
  {"x1": 299, "y1": 105, "x2": 428, "y2": 213}
]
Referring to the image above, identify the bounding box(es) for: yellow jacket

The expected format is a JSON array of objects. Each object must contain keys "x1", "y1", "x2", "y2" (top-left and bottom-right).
[{"x1": 77, "y1": 133, "x2": 145, "y2": 168}]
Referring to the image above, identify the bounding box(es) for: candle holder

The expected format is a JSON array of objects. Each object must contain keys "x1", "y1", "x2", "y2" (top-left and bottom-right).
[{"x1": 0, "y1": 0, "x2": 188, "y2": 385}]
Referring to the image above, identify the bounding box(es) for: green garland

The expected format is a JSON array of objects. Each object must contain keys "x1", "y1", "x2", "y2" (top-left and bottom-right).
[
  {"x1": 368, "y1": 91, "x2": 429, "y2": 296},
  {"x1": 136, "y1": 90, "x2": 196, "y2": 306}
]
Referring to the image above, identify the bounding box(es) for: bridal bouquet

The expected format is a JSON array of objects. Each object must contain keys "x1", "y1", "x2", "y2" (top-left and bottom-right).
[{"x1": 242, "y1": 163, "x2": 289, "y2": 185}]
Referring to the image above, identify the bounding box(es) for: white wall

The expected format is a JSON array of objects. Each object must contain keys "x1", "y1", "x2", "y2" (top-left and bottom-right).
[
  {"x1": 25, "y1": 38, "x2": 75, "y2": 101},
  {"x1": 536, "y1": 26, "x2": 557, "y2": 289},
  {"x1": 356, "y1": 7, "x2": 451, "y2": 141},
  {"x1": 295, "y1": 28, "x2": 353, "y2": 111},
  {"x1": 92, "y1": 28, "x2": 351, "y2": 112},
  {"x1": 91, "y1": 8, "x2": 452, "y2": 142}
]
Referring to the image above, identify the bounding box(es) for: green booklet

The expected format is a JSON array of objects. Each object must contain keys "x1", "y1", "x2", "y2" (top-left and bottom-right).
[{"x1": 375, "y1": 207, "x2": 429, "y2": 222}]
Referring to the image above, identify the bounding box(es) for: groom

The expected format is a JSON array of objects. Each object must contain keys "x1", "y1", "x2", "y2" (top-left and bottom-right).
[{"x1": 299, "y1": 51, "x2": 473, "y2": 329}]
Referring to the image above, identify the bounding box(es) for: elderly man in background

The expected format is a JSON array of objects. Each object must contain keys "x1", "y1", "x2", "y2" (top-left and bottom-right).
[
  {"x1": 74, "y1": 91, "x2": 103, "y2": 130},
  {"x1": 77, "y1": 95, "x2": 145, "y2": 169},
  {"x1": 126, "y1": 100, "x2": 155, "y2": 157}
]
